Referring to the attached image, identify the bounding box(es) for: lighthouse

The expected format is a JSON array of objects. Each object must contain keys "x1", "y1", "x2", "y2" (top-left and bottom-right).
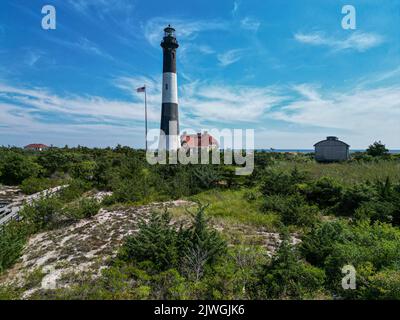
[{"x1": 159, "y1": 25, "x2": 180, "y2": 151}]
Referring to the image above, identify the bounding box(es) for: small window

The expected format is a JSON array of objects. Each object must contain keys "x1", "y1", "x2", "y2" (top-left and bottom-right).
[{"x1": 165, "y1": 84, "x2": 168, "y2": 90}]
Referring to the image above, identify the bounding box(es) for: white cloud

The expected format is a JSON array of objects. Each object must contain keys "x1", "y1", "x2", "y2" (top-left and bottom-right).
[
  {"x1": 44, "y1": 36, "x2": 114, "y2": 60},
  {"x1": 25, "y1": 50, "x2": 44, "y2": 67},
  {"x1": 143, "y1": 17, "x2": 228, "y2": 47},
  {"x1": 217, "y1": 49, "x2": 245, "y2": 66},
  {"x1": 270, "y1": 85, "x2": 400, "y2": 148},
  {"x1": 0, "y1": 82, "x2": 160, "y2": 126},
  {"x1": 294, "y1": 31, "x2": 384, "y2": 52},
  {"x1": 181, "y1": 82, "x2": 285, "y2": 124},
  {"x1": 77, "y1": 37, "x2": 114, "y2": 60},
  {"x1": 231, "y1": 1, "x2": 240, "y2": 17},
  {"x1": 240, "y1": 17, "x2": 260, "y2": 32},
  {"x1": 68, "y1": 0, "x2": 135, "y2": 18},
  {"x1": 1, "y1": 71, "x2": 399, "y2": 148},
  {"x1": 292, "y1": 84, "x2": 322, "y2": 101},
  {"x1": 197, "y1": 45, "x2": 215, "y2": 55}
]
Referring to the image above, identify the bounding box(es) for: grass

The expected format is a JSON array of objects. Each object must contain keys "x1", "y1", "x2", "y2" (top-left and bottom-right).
[
  {"x1": 168, "y1": 188, "x2": 280, "y2": 232},
  {"x1": 274, "y1": 161, "x2": 400, "y2": 185}
]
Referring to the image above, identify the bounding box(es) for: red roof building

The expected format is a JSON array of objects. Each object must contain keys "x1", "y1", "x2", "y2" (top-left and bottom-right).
[
  {"x1": 180, "y1": 132, "x2": 219, "y2": 150},
  {"x1": 24, "y1": 144, "x2": 49, "y2": 151}
]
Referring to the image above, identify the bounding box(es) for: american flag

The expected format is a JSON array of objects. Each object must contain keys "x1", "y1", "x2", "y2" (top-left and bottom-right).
[{"x1": 136, "y1": 86, "x2": 146, "y2": 93}]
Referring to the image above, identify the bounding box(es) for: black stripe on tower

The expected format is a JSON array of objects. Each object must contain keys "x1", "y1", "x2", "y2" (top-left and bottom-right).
[
  {"x1": 161, "y1": 103, "x2": 179, "y2": 136},
  {"x1": 161, "y1": 25, "x2": 179, "y2": 73},
  {"x1": 162, "y1": 48, "x2": 177, "y2": 73}
]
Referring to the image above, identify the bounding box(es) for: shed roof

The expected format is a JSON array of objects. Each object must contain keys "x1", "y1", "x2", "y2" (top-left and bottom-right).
[{"x1": 314, "y1": 137, "x2": 350, "y2": 147}]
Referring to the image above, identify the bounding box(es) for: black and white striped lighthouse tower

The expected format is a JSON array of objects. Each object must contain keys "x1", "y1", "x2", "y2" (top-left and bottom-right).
[{"x1": 160, "y1": 25, "x2": 179, "y2": 151}]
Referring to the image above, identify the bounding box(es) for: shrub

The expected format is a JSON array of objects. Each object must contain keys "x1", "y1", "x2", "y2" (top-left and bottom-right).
[
  {"x1": 108, "y1": 178, "x2": 151, "y2": 204},
  {"x1": 0, "y1": 221, "x2": 30, "y2": 274},
  {"x1": 36, "y1": 148, "x2": 72, "y2": 175},
  {"x1": 63, "y1": 198, "x2": 100, "y2": 220},
  {"x1": 300, "y1": 220, "x2": 350, "y2": 267},
  {"x1": 260, "y1": 168, "x2": 308, "y2": 196},
  {"x1": 303, "y1": 177, "x2": 343, "y2": 209},
  {"x1": 59, "y1": 179, "x2": 91, "y2": 202},
  {"x1": 334, "y1": 183, "x2": 376, "y2": 216},
  {"x1": 366, "y1": 270, "x2": 400, "y2": 299},
  {"x1": 301, "y1": 220, "x2": 400, "y2": 298},
  {"x1": 119, "y1": 205, "x2": 227, "y2": 277},
  {"x1": 20, "y1": 177, "x2": 59, "y2": 195},
  {"x1": 263, "y1": 194, "x2": 320, "y2": 227},
  {"x1": 180, "y1": 205, "x2": 227, "y2": 279},
  {"x1": 118, "y1": 211, "x2": 179, "y2": 272},
  {"x1": 19, "y1": 196, "x2": 63, "y2": 231},
  {"x1": 324, "y1": 221, "x2": 400, "y2": 286},
  {"x1": 71, "y1": 161, "x2": 97, "y2": 181},
  {"x1": 259, "y1": 234, "x2": 326, "y2": 299},
  {"x1": 204, "y1": 246, "x2": 267, "y2": 300},
  {"x1": 355, "y1": 201, "x2": 396, "y2": 223}
]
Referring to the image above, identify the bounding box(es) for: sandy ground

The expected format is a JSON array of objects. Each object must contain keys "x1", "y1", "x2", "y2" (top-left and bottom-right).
[
  {"x1": 0, "y1": 200, "x2": 193, "y2": 297},
  {"x1": 1, "y1": 197, "x2": 300, "y2": 298}
]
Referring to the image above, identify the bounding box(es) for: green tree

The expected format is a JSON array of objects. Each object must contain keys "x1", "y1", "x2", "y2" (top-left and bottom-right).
[
  {"x1": 118, "y1": 211, "x2": 179, "y2": 272},
  {"x1": 366, "y1": 141, "x2": 389, "y2": 157},
  {"x1": 0, "y1": 152, "x2": 42, "y2": 185}
]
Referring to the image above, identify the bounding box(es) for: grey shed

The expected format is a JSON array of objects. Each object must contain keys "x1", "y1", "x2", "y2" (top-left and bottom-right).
[{"x1": 314, "y1": 136, "x2": 350, "y2": 162}]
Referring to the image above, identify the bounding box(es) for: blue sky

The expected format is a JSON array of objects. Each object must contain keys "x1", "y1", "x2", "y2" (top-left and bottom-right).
[{"x1": 0, "y1": 0, "x2": 399, "y2": 149}]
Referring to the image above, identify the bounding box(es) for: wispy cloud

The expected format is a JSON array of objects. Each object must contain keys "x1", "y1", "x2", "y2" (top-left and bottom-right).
[
  {"x1": 68, "y1": 0, "x2": 135, "y2": 18},
  {"x1": 240, "y1": 17, "x2": 261, "y2": 32},
  {"x1": 1, "y1": 69, "x2": 399, "y2": 148},
  {"x1": 77, "y1": 37, "x2": 114, "y2": 60},
  {"x1": 0, "y1": 82, "x2": 160, "y2": 128},
  {"x1": 181, "y1": 82, "x2": 285, "y2": 124},
  {"x1": 197, "y1": 45, "x2": 215, "y2": 55},
  {"x1": 231, "y1": 0, "x2": 240, "y2": 17},
  {"x1": 46, "y1": 36, "x2": 114, "y2": 60},
  {"x1": 270, "y1": 84, "x2": 400, "y2": 147},
  {"x1": 217, "y1": 49, "x2": 246, "y2": 66},
  {"x1": 24, "y1": 50, "x2": 44, "y2": 67},
  {"x1": 294, "y1": 31, "x2": 384, "y2": 52},
  {"x1": 143, "y1": 17, "x2": 229, "y2": 48}
]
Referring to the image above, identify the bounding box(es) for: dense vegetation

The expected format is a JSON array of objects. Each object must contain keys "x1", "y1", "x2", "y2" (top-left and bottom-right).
[{"x1": 1, "y1": 142, "x2": 400, "y2": 300}]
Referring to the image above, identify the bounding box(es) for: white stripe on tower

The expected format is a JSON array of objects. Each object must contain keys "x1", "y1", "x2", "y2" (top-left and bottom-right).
[{"x1": 162, "y1": 72, "x2": 178, "y2": 104}]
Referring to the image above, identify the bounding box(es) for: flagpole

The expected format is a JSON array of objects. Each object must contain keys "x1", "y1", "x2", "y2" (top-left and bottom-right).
[{"x1": 144, "y1": 85, "x2": 148, "y2": 151}]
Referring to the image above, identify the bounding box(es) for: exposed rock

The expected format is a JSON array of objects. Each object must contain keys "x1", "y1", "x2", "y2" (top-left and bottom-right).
[{"x1": 89, "y1": 191, "x2": 113, "y2": 203}]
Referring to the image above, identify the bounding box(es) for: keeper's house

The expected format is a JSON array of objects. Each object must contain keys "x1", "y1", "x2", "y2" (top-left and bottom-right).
[
  {"x1": 314, "y1": 136, "x2": 350, "y2": 162},
  {"x1": 24, "y1": 144, "x2": 49, "y2": 152}
]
